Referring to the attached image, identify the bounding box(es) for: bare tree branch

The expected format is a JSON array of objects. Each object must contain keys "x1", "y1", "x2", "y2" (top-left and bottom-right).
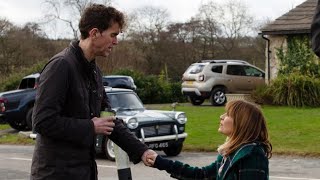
[{"x1": 42, "y1": 0, "x2": 113, "y2": 39}]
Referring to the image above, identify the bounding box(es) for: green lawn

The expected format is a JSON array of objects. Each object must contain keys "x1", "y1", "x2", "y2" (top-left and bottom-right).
[
  {"x1": 0, "y1": 134, "x2": 35, "y2": 145},
  {"x1": 1, "y1": 104, "x2": 320, "y2": 156},
  {"x1": 0, "y1": 124, "x2": 10, "y2": 131},
  {"x1": 146, "y1": 103, "x2": 320, "y2": 156}
]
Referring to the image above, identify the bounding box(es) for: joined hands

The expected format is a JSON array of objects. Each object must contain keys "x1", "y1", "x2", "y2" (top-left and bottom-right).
[{"x1": 142, "y1": 149, "x2": 158, "y2": 166}]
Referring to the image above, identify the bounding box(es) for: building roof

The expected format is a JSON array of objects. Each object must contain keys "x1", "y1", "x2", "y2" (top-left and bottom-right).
[{"x1": 260, "y1": 0, "x2": 317, "y2": 35}]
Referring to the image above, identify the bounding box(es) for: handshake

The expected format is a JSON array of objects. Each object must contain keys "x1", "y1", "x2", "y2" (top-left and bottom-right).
[{"x1": 142, "y1": 149, "x2": 158, "y2": 167}]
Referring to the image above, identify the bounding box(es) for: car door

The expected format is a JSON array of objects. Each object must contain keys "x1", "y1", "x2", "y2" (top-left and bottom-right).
[
  {"x1": 242, "y1": 65, "x2": 265, "y2": 91},
  {"x1": 225, "y1": 65, "x2": 252, "y2": 93}
]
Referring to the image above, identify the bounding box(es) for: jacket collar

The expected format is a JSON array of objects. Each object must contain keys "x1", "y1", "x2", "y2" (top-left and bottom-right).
[{"x1": 69, "y1": 41, "x2": 97, "y2": 79}]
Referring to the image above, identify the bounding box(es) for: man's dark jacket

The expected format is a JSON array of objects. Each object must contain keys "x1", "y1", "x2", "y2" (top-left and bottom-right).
[{"x1": 30, "y1": 41, "x2": 148, "y2": 180}]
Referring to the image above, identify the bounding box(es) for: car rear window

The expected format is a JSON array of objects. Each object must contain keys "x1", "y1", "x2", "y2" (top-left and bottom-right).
[
  {"x1": 186, "y1": 64, "x2": 205, "y2": 74},
  {"x1": 18, "y1": 78, "x2": 36, "y2": 89}
]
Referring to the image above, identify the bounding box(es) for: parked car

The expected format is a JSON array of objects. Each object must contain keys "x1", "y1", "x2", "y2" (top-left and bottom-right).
[
  {"x1": 102, "y1": 75, "x2": 137, "y2": 90},
  {"x1": 95, "y1": 87, "x2": 188, "y2": 161},
  {"x1": 181, "y1": 60, "x2": 265, "y2": 106},
  {"x1": 0, "y1": 74, "x2": 137, "y2": 131},
  {"x1": 30, "y1": 87, "x2": 188, "y2": 161},
  {"x1": 0, "y1": 73, "x2": 39, "y2": 130}
]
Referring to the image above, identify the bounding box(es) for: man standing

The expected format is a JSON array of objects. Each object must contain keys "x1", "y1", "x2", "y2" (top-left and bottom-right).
[{"x1": 31, "y1": 4, "x2": 154, "y2": 180}]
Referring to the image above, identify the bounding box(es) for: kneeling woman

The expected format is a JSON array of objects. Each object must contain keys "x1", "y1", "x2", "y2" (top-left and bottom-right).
[{"x1": 147, "y1": 100, "x2": 272, "y2": 180}]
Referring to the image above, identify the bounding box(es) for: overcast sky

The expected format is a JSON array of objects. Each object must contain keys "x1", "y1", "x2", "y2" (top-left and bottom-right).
[{"x1": 0, "y1": 0, "x2": 307, "y2": 39}]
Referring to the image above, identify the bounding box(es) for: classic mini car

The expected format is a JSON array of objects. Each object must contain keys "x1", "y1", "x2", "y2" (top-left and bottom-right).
[{"x1": 95, "y1": 87, "x2": 188, "y2": 161}]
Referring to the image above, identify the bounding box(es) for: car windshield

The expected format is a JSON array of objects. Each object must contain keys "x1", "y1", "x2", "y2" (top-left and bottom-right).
[
  {"x1": 103, "y1": 77, "x2": 130, "y2": 86},
  {"x1": 102, "y1": 76, "x2": 136, "y2": 90},
  {"x1": 107, "y1": 92, "x2": 144, "y2": 111}
]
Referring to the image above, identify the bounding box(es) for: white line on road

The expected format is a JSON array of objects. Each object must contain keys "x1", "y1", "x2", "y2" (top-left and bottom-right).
[
  {"x1": 270, "y1": 176, "x2": 320, "y2": 180},
  {"x1": 97, "y1": 165, "x2": 117, "y2": 169},
  {"x1": 7, "y1": 157, "x2": 117, "y2": 169},
  {"x1": 8, "y1": 157, "x2": 32, "y2": 161}
]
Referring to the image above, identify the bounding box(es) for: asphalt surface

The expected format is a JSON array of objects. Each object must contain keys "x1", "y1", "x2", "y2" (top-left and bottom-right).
[
  {"x1": 0, "y1": 144, "x2": 319, "y2": 179},
  {"x1": 0, "y1": 129, "x2": 319, "y2": 179}
]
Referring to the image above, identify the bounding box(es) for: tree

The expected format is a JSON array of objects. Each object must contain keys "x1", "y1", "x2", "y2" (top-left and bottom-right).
[
  {"x1": 126, "y1": 6, "x2": 170, "y2": 75},
  {"x1": 42, "y1": 0, "x2": 112, "y2": 39},
  {"x1": 0, "y1": 18, "x2": 15, "y2": 74},
  {"x1": 195, "y1": 0, "x2": 254, "y2": 58},
  {"x1": 0, "y1": 18, "x2": 55, "y2": 76}
]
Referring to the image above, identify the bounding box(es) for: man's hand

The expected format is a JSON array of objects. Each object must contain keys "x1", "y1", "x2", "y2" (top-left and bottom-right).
[
  {"x1": 142, "y1": 149, "x2": 157, "y2": 166},
  {"x1": 146, "y1": 152, "x2": 158, "y2": 166},
  {"x1": 92, "y1": 116, "x2": 115, "y2": 135}
]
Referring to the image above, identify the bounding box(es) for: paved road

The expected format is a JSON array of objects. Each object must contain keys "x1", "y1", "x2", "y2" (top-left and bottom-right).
[{"x1": 0, "y1": 145, "x2": 319, "y2": 180}]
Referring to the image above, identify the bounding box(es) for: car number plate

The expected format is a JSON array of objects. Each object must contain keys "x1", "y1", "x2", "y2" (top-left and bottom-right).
[
  {"x1": 186, "y1": 81, "x2": 193, "y2": 85},
  {"x1": 147, "y1": 142, "x2": 168, "y2": 149}
]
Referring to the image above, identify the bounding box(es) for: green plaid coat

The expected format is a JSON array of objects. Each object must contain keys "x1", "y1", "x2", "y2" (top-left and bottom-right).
[{"x1": 154, "y1": 142, "x2": 269, "y2": 180}]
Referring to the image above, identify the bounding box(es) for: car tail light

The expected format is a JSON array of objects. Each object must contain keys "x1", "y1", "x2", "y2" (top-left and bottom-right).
[
  {"x1": 198, "y1": 74, "x2": 205, "y2": 81},
  {"x1": 0, "y1": 97, "x2": 7, "y2": 112}
]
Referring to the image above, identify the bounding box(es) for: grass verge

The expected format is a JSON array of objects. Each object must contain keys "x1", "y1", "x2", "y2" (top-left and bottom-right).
[
  {"x1": 0, "y1": 133, "x2": 35, "y2": 145},
  {"x1": 1, "y1": 103, "x2": 320, "y2": 156},
  {"x1": 0, "y1": 124, "x2": 10, "y2": 130},
  {"x1": 146, "y1": 103, "x2": 320, "y2": 157}
]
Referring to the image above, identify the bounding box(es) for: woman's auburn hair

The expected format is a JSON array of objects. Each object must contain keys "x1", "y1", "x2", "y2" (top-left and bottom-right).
[{"x1": 218, "y1": 100, "x2": 272, "y2": 158}]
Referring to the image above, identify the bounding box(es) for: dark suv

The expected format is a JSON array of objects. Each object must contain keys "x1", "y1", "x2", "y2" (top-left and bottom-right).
[
  {"x1": 0, "y1": 73, "x2": 39, "y2": 129},
  {"x1": 181, "y1": 60, "x2": 265, "y2": 106}
]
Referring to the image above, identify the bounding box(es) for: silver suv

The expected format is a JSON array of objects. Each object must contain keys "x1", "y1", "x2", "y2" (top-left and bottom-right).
[{"x1": 181, "y1": 60, "x2": 265, "y2": 106}]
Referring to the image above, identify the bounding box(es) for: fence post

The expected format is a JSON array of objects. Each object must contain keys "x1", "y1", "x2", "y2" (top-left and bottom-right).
[{"x1": 114, "y1": 144, "x2": 132, "y2": 180}]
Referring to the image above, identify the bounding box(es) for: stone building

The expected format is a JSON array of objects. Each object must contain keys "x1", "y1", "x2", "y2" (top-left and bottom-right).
[{"x1": 260, "y1": 0, "x2": 317, "y2": 83}]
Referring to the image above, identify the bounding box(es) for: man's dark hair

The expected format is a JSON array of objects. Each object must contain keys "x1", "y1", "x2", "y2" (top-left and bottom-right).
[{"x1": 79, "y1": 4, "x2": 125, "y2": 39}]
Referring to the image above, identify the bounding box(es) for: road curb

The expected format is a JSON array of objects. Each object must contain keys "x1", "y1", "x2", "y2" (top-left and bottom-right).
[
  {"x1": 0, "y1": 128, "x2": 18, "y2": 136},
  {"x1": 18, "y1": 131, "x2": 32, "y2": 138}
]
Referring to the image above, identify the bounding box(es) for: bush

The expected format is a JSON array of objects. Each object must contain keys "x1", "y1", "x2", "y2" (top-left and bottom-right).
[
  {"x1": 0, "y1": 61, "x2": 47, "y2": 91},
  {"x1": 252, "y1": 74, "x2": 320, "y2": 107},
  {"x1": 251, "y1": 84, "x2": 274, "y2": 105},
  {"x1": 276, "y1": 35, "x2": 319, "y2": 77},
  {"x1": 0, "y1": 73, "x2": 24, "y2": 91},
  {"x1": 110, "y1": 68, "x2": 186, "y2": 104},
  {"x1": 269, "y1": 74, "x2": 320, "y2": 107},
  {"x1": 170, "y1": 82, "x2": 188, "y2": 103}
]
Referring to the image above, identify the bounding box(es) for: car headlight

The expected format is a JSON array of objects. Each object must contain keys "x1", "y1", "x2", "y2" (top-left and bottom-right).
[
  {"x1": 176, "y1": 113, "x2": 187, "y2": 124},
  {"x1": 127, "y1": 118, "x2": 139, "y2": 129}
]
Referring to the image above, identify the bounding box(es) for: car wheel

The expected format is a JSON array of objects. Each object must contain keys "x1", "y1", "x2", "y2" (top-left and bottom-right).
[
  {"x1": 210, "y1": 87, "x2": 226, "y2": 106},
  {"x1": 26, "y1": 107, "x2": 33, "y2": 130},
  {"x1": 189, "y1": 96, "x2": 205, "y2": 106},
  {"x1": 163, "y1": 143, "x2": 183, "y2": 157},
  {"x1": 103, "y1": 138, "x2": 115, "y2": 161},
  {"x1": 8, "y1": 119, "x2": 28, "y2": 131}
]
